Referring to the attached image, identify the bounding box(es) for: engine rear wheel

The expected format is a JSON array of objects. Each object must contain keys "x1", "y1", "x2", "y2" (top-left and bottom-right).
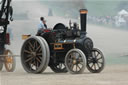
[
  {"x1": 87, "y1": 48, "x2": 105, "y2": 73},
  {"x1": 21, "y1": 36, "x2": 47, "y2": 73},
  {"x1": 38, "y1": 36, "x2": 50, "y2": 73},
  {"x1": 4, "y1": 49, "x2": 16, "y2": 72},
  {"x1": 65, "y1": 49, "x2": 86, "y2": 74}
]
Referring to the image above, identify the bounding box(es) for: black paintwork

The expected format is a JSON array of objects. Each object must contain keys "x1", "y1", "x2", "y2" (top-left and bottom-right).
[{"x1": 39, "y1": 11, "x2": 93, "y2": 66}]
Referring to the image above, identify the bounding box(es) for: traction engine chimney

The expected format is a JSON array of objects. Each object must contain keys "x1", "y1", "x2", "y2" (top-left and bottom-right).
[{"x1": 80, "y1": 9, "x2": 88, "y2": 33}]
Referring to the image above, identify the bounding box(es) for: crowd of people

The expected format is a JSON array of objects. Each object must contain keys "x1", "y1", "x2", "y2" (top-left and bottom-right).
[
  {"x1": 87, "y1": 15, "x2": 128, "y2": 30},
  {"x1": 87, "y1": 15, "x2": 116, "y2": 26}
]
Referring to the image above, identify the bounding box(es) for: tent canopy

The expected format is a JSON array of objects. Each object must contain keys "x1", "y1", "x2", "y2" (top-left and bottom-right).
[{"x1": 118, "y1": 9, "x2": 128, "y2": 15}]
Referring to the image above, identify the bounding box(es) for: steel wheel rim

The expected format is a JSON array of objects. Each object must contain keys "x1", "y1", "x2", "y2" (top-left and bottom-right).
[
  {"x1": 65, "y1": 49, "x2": 86, "y2": 74},
  {"x1": 21, "y1": 36, "x2": 46, "y2": 73},
  {"x1": 38, "y1": 36, "x2": 50, "y2": 73},
  {"x1": 67, "y1": 51, "x2": 84, "y2": 72},
  {"x1": 87, "y1": 48, "x2": 104, "y2": 72}
]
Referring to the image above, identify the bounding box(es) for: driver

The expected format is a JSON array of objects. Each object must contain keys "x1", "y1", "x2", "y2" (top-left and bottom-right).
[{"x1": 37, "y1": 17, "x2": 47, "y2": 35}]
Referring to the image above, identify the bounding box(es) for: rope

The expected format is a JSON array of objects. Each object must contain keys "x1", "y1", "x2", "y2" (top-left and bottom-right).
[{"x1": 0, "y1": 55, "x2": 20, "y2": 57}]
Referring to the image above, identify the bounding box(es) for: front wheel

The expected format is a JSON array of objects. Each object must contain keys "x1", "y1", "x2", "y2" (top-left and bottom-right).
[
  {"x1": 87, "y1": 48, "x2": 105, "y2": 73},
  {"x1": 65, "y1": 49, "x2": 86, "y2": 74}
]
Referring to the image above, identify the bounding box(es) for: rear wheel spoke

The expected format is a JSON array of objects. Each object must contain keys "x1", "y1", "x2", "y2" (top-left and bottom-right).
[
  {"x1": 25, "y1": 57, "x2": 34, "y2": 63},
  {"x1": 24, "y1": 50, "x2": 31, "y2": 54},
  {"x1": 28, "y1": 41, "x2": 34, "y2": 50},
  {"x1": 36, "y1": 57, "x2": 41, "y2": 63},
  {"x1": 36, "y1": 53, "x2": 42, "y2": 56},
  {"x1": 28, "y1": 46, "x2": 33, "y2": 52}
]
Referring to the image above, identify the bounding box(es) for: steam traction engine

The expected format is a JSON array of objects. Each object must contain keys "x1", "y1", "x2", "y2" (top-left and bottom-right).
[
  {"x1": 21, "y1": 9, "x2": 105, "y2": 74},
  {"x1": 0, "y1": 0, "x2": 15, "y2": 72}
]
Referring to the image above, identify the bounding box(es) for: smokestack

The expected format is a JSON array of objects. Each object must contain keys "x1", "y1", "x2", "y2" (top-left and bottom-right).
[{"x1": 80, "y1": 9, "x2": 88, "y2": 33}]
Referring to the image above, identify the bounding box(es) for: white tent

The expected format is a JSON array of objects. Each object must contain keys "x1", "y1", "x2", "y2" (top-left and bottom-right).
[{"x1": 118, "y1": 9, "x2": 128, "y2": 15}]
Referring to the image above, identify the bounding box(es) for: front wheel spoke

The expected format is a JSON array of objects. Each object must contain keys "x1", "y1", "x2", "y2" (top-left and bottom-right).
[
  {"x1": 95, "y1": 52, "x2": 99, "y2": 57},
  {"x1": 88, "y1": 57, "x2": 93, "y2": 61},
  {"x1": 68, "y1": 62, "x2": 72, "y2": 67},
  {"x1": 78, "y1": 57, "x2": 82, "y2": 62},
  {"x1": 97, "y1": 57, "x2": 102, "y2": 61},
  {"x1": 72, "y1": 52, "x2": 76, "y2": 59},
  {"x1": 76, "y1": 64, "x2": 81, "y2": 70},
  {"x1": 98, "y1": 61, "x2": 103, "y2": 64},
  {"x1": 96, "y1": 63, "x2": 100, "y2": 68},
  {"x1": 71, "y1": 64, "x2": 74, "y2": 70},
  {"x1": 88, "y1": 59, "x2": 93, "y2": 64},
  {"x1": 70, "y1": 53, "x2": 74, "y2": 59},
  {"x1": 92, "y1": 52, "x2": 95, "y2": 57},
  {"x1": 75, "y1": 53, "x2": 79, "y2": 58},
  {"x1": 94, "y1": 64, "x2": 96, "y2": 70},
  {"x1": 79, "y1": 62, "x2": 84, "y2": 66},
  {"x1": 90, "y1": 64, "x2": 94, "y2": 68},
  {"x1": 76, "y1": 65, "x2": 78, "y2": 71},
  {"x1": 68, "y1": 59, "x2": 72, "y2": 63},
  {"x1": 88, "y1": 61, "x2": 93, "y2": 65}
]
